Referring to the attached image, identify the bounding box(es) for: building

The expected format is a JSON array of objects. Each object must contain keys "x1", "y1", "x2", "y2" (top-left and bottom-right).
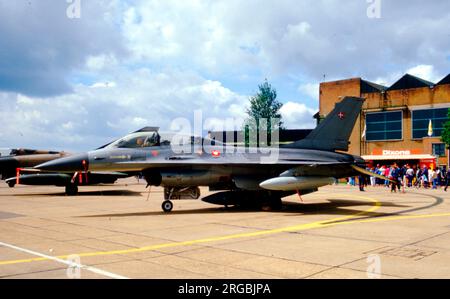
[{"x1": 319, "y1": 73, "x2": 450, "y2": 168}]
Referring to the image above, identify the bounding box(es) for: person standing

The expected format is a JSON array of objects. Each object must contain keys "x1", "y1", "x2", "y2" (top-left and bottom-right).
[
  {"x1": 416, "y1": 167, "x2": 422, "y2": 188},
  {"x1": 370, "y1": 167, "x2": 376, "y2": 187},
  {"x1": 422, "y1": 166, "x2": 429, "y2": 188},
  {"x1": 436, "y1": 167, "x2": 442, "y2": 187},
  {"x1": 378, "y1": 165, "x2": 385, "y2": 186},
  {"x1": 384, "y1": 166, "x2": 390, "y2": 188},
  {"x1": 445, "y1": 167, "x2": 450, "y2": 192},
  {"x1": 398, "y1": 164, "x2": 406, "y2": 192},
  {"x1": 429, "y1": 167, "x2": 437, "y2": 189},
  {"x1": 406, "y1": 165, "x2": 414, "y2": 188},
  {"x1": 359, "y1": 175, "x2": 365, "y2": 191},
  {"x1": 390, "y1": 164, "x2": 399, "y2": 193}
]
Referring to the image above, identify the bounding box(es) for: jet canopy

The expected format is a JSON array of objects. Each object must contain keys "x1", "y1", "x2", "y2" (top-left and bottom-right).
[
  {"x1": 105, "y1": 131, "x2": 222, "y2": 149},
  {"x1": 106, "y1": 131, "x2": 164, "y2": 149}
]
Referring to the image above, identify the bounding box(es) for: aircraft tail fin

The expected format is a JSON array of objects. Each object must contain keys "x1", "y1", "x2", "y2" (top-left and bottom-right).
[{"x1": 285, "y1": 96, "x2": 365, "y2": 152}]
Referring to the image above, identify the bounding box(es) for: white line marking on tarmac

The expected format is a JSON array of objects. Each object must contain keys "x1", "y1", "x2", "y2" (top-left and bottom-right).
[{"x1": 0, "y1": 241, "x2": 128, "y2": 279}]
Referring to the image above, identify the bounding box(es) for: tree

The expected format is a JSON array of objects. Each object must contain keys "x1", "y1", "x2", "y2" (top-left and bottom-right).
[
  {"x1": 244, "y1": 80, "x2": 283, "y2": 146},
  {"x1": 441, "y1": 108, "x2": 450, "y2": 148}
]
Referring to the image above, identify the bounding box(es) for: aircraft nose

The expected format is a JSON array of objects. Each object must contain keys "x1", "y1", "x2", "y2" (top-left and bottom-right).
[
  {"x1": 0, "y1": 157, "x2": 18, "y2": 177},
  {"x1": 0, "y1": 157, "x2": 18, "y2": 169},
  {"x1": 35, "y1": 153, "x2": 89, "y2": 172}
]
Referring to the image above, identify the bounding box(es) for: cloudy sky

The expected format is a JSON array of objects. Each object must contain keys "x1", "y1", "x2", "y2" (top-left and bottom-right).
[{"x1": 0, "y1": 0, "x2": 449, "y2": 151}]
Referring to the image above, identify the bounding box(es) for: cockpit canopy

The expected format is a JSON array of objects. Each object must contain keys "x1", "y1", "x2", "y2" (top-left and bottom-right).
[
  {"x1": 106, "y1": 131, "x2": 162, "y2": 149},
  {"x1": 105, "y1": 131, "x2": 222, "y2": 149}
]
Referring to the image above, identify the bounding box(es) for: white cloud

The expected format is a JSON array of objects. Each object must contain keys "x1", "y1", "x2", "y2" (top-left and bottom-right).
[
  {"x1": 1, "y1": 0, "x2": 450, "y2": 151},
  {"x1": 279, "y1": 101, "x2": 316, "y2": 129},
  {"x1": 406, "y1": 64, "x2": 442, "y2": 83},
  {"x1": 0, "y1": 68, "x2": 248, "y2": 151},
  {"x1": 298, "y1": 83, "x2": 319, "y2": 100},
  {"x1": 118, "y1": 0, "x2": 450, "y2": 84},
  {"x1": 86, "y1": 54, "x2": 118, "y2": 71},
  {"x1": 374, "y1": 64, "x2": 446, "y2": 86},
  {"x1": 90, "y1": 82, "x2": 117, "y2": 88}
]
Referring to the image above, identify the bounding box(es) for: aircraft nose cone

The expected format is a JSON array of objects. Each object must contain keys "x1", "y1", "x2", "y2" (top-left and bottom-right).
[
  {"x1": 0, "y1": 157, "x2": 17, "y2": 170},
  {"x1": 35, "y1": 153, "x2": 89, "y2": 172},
  {"x1": 0, "y1": 157, "x2": 18, "y2": 178}
]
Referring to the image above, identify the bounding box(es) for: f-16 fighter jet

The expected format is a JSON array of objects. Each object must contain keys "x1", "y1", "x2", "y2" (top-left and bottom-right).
[
  {"x1": 1, "y1": 146, "x2": 130, "y2": 195},
  {"x1": 0, "y1": 148, "x2": 69, "y2": 186},
  {"x1": 36, "y1": 97, "x2": 387, "y2": 211}
]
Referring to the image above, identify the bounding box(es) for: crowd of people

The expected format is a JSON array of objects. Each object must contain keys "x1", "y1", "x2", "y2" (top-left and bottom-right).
[{"x1": 349, "y1": 163, "x2": 450, "y2": 193}]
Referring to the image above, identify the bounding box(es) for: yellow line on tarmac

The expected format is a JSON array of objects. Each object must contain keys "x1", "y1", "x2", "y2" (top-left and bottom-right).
[
  {"x1": 324, "y1": 212, "x2": 450, "y2": 227},
  {"x1": 0, "y1": 194, "x2": 380, "y2": 266}
]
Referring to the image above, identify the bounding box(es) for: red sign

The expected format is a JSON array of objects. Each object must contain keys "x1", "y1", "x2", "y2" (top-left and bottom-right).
[{"x1": 338, "y1": 112, "x2": 345, "y2": 119}]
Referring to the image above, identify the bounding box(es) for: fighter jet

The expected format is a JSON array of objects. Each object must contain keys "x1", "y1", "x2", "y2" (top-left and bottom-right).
[
  {"x1": 36, "y1": 97, "x2": 388, "y2": 211},
  {"x1": 0, "y1": 148, "x2": 69, "y2": 186},
  {"x1": 1, "y1": 146, "x2": 130, "y2": 195}
]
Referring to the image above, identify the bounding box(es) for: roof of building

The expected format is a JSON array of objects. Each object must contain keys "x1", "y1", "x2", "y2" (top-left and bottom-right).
[
  {"x1": 361, "y1": 79, "x2": 387, "y2": 93},
  {"x1": 437, "y1": 74, "x2": 450, "y2": 85},
  {"x1": 387, "y1": 74, "x2": 435, "y2": 91}
]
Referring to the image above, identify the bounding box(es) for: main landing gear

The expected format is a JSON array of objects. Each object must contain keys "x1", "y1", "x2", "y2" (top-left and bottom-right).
[{"x1": 261, "y1": 195, "x2": 282, "y2": 211}]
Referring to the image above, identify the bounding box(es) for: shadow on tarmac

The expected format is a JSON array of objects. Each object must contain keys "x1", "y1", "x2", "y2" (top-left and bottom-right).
[
  {"x1": 7, "y1": 190, "x2": 144, "y2": 197},
  {"x1": 80, "y1": 198, "x2": 411, "y2": 219}
]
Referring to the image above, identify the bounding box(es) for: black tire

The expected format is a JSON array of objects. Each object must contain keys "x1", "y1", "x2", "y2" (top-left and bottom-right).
[
  {"x1": 270, "y1": 197, "x2": 283, "y2": 210},
  {"x1": 190, "y1": 187, "x2": 200, "y2": 199},
  {"x1": 8, "y1": 181, "x2": 16, "y2": 188},
  {"x1": 261, "y1": 196, "x2": 282, "y2": 211},
  {"x1": 162, "y1": 200, "x2": 173, "y2": 212},
  {"x1": 65, "y1": 184, "x2": 78, "y2": 196}
]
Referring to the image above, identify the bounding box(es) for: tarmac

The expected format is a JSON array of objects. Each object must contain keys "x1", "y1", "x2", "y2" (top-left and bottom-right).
[{"x1": 0, "y1": 178, "x2": 449, "y2": 279}]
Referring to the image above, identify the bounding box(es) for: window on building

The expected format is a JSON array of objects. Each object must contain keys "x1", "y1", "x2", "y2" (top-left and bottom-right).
[
  {"x1": 412, "y1": 108, "x2": 449, "y2": 139},
  {"x1": 365, "y1": 111, "x2": 403, "y2": 141},
  {"x1": 432, "y1": 143, "x2": 446, "y2": 157}
]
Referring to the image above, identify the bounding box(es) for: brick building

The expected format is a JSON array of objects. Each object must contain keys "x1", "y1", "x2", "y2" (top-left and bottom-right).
[{"x1": 319, "y1": 73, "x2": 450, "y2": 168}]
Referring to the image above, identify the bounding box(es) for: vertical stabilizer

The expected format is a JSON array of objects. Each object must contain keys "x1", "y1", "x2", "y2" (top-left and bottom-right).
[{"x1": 285, "y1": 97, "x2": 364, "y2": 151}]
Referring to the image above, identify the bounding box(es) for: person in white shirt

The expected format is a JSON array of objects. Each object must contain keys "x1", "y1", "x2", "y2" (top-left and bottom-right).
[
  {"x1": 406, "y1": 166, "x2": 415, "y2": 187},
  {"x1": 429, "y1": 168, "x2": 437, "y2": 189}
]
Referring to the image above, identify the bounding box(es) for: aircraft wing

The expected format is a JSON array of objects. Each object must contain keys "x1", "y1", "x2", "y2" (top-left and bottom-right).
[{"x1": 109, "y1": 158, "x2": 352, "y2": 171}]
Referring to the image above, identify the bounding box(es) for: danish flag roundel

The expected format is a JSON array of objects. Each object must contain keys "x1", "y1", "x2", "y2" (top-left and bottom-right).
[{"x1": 338, "y1": 112, "x2": 345, "y2": 119}]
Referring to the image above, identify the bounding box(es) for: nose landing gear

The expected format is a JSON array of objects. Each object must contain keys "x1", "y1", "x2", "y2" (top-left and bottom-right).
[
  {"x1": 161, "y1": 200, "x2": 174, "y2": 212},
  {"x1": 160, "y1": 186, "x2": 201, "y2": 212}
]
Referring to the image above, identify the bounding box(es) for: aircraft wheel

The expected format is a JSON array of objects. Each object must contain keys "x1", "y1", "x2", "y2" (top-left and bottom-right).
[
  {"x1": 190, "y1": 187, "x2": 200, "y2": 199},
  {"x1": 162, "y1": 200, "x2": 173, "y2": 212},
  {"x1": 8, "y1": 181, "x2": 16, "y2": 188},
  {"x1": 261, "y1": 196, "x2": 282, "y2": 211},
  {"x1": 65, "y1": 184, "x2": 78, "y2": 196},
  {"x1": 270, "y1": 197, "x2": 283, "y2": 210}
]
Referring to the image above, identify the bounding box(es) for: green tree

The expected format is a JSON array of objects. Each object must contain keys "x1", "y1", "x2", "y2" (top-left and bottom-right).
[
  {"x1": 441, "y1": 108, "x2": 450, "y2": 148},
  {"x1": 244, "y1": 80, "x2": 283, "y2": 146}
]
